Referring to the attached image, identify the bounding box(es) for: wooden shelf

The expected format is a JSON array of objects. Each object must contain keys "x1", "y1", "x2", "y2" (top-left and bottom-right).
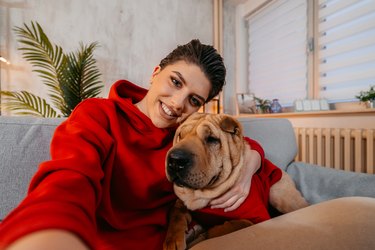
[{"x1": 237, "y1": 109, "x2": 375, "y2": 118}]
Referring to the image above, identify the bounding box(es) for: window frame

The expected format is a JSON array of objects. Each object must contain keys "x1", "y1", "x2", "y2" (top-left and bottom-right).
[{"x1": 235, "y1": 0, "x2": 373, "y2": 111}]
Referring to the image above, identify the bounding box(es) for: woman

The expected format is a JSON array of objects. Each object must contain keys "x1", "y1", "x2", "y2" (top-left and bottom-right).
[{"x1": 0, "y1": 39, "x2": 262, "y2": 250}]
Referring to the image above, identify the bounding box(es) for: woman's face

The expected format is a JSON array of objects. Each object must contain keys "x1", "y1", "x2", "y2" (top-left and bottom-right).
[{"x1": 137, "y1": 60, "x2": 211, "y2": 128}]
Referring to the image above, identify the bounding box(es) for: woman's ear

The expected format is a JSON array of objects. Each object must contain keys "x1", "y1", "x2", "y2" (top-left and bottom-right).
[
  {"x1": 150, "y1": 66, "x2": 161, "y2": 84},
  {"x1": 152, "y1": 66, "x2": 161, "y2": 77}
]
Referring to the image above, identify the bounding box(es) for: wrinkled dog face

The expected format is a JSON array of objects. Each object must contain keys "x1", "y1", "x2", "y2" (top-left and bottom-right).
[{"x1": 166, "y1": 113, "x2": 244, "y2": 190}]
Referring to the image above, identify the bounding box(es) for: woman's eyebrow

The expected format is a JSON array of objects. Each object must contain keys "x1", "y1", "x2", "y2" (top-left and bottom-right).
[
  {"x1": 172, "y1": 71, "x2": 186, "y2": 84},
  {"x1": 172, "y1": 70, "x2": 207, "y2": 103}
]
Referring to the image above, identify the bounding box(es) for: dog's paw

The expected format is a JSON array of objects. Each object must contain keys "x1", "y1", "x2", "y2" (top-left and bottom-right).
[{"x1": 163, "y1": 236, "x2": 186, "y2": 250}]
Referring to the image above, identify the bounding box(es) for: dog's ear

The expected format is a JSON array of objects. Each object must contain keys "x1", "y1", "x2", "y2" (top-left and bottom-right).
[{"x1": 219, "y1": 116, "x2": 241, "y2": 136}]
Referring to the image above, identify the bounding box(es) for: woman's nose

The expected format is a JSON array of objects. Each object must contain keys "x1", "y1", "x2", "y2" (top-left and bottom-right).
[{"x1": 171, "y1": 93, "x2": 187, "y2": 111}]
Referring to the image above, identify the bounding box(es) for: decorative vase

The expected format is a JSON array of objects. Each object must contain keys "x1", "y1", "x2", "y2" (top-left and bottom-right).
[
  {"x1": 368, "y1": 100, "x2": 375, "y2": 109},
  {"x1": 270, "y1": 99, "x2": 282, "y2": 113}
]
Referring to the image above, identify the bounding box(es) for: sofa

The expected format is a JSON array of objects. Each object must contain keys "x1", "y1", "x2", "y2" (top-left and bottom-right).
[{"x1": 1, "y1": 115, "x2": 375, "y2": 249}]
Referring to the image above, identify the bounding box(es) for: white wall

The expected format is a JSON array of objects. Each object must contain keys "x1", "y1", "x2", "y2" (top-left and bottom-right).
[{"x1": 0, "y1": 0, "x2": 213, "y2": 107}]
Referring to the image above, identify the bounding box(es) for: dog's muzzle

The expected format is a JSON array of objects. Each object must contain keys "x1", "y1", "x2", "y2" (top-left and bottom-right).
[{"x1": 166, "y1": 148, "x2": 194, "y2": 187}]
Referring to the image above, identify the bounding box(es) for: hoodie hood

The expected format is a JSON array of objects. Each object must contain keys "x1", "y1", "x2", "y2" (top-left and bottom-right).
[
  {"x1": 108, "y1": 79, "x2": 177, "y2": 137},
  {"x1": 109, "y1": 79, "x2": 147, "y2": 104}
]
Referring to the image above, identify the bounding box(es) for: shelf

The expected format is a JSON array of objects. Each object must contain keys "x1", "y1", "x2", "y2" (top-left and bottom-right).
[{"x1": 237, "y1": 109, "x2": 375, "y2": 118}]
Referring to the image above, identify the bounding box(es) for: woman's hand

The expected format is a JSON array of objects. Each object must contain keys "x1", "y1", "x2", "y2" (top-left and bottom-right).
[{"x1": 209, "y1": 146, "x2": 261, "y2": 212}]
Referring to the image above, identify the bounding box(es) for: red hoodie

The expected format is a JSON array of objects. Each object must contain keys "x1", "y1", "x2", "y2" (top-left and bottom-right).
[{"x1": 0, "y1": 80, "x2": 280, "y2": 250}]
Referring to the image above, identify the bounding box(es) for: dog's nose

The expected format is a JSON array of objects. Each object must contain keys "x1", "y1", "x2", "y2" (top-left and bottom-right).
[{"x1": 167, "y1": 148, "x2": 193, "y2": 173}]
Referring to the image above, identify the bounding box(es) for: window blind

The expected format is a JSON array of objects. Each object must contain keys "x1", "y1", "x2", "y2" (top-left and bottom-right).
[
  {"x1": 318, "y1": 0, "x2": 375, "y2": 102},
  {"x1": 247, "y1": 0, "x2": 308, "y2": 106}
]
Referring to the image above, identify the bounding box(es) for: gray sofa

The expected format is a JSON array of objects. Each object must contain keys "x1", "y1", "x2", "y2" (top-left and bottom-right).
[
  {"x1": 0, "y1": 116, "x2": 64, "y2": 220},
  {"x1": 1, "y1": 115, "x2": 375, "y2": 249},
  {"x1": 237, "y1": 117, "x2": 375, "y2": 204}
]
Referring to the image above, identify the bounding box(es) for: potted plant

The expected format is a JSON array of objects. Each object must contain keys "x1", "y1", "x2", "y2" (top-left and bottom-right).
[
  {"x1": 0, "y1": 21, "x2": 103, "y2": 117},
  {"x1": 254, "y1": 96, "x2": 271, "y2": 113},
  {"x1": 356, "y1": 85, "x2": 375, "y2": 108}
]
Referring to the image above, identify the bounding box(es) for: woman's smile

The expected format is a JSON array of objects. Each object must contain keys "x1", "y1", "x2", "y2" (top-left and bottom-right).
[{"x1": 160, "y1": 102, "x2": 178, "y2": 119}]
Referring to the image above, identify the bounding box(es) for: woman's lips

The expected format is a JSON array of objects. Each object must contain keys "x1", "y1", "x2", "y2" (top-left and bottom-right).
[
  {"x1": 161, "y1": 102, "x2": 174, "y2": 116},
  {"x1": 160, "y1": 102, "x2": 179, "y2": 120}
]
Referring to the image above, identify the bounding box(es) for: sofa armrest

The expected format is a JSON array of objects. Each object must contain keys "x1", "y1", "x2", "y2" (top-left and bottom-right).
[
  {"x1": 237, "y1": 117, "x2": 297, "y2": 170},
  {"x1": 286, "y1": 161, "x2": 375, "y2": 204},
  {"x1": 0, "y1": 116, "x2": 64, "y2": 220},
  {"x1": 191, "y1": 197, "x2": 375, "y2": 250}
]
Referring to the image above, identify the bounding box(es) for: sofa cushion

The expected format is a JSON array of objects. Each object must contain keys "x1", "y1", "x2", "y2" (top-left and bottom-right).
[
  {"x1": 237, "y1": 117, "x2": 297, "y2": 170},
  {"x1": 287, "y1": 161, "x2": 375, "y2": 204},
  {"x1": 0, "y1": 116, "x2": 64, "y2": 220}
]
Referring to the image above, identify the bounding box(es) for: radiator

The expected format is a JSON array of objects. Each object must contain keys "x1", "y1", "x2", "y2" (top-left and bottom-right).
[{"x1": 294, "y1": 128, "x2": 375, "y2": 174}]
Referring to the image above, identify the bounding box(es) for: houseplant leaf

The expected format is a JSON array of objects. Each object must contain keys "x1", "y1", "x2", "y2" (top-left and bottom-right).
[
  {"x1": 13, "y1": 22, "x2": 68, "y2": 114},
  {"x1": 5, "y1": 21, "x2": 103, "y2": 117},
  {"x1": 60, "y1": 42, "x2": 103, "y2": 116},
  {"x1": 0, "y1": 91, "x2": 59, "y2": 117}
]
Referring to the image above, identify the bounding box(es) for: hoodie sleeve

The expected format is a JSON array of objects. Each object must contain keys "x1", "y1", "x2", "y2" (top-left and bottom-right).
[
  {"x1": 0, "y1": 99, "x2": 114, "y2": 249},
  {"x1": 244, "y1": 137, "x2": 282, "y2": 186},
  {"x1": 244, "y1": 137, "x2": 265, "y2": 162}
]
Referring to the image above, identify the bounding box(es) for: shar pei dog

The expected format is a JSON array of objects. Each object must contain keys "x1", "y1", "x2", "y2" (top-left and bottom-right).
[{"x1": 163, "y1": 113, "x2": 308, "y2": 250}]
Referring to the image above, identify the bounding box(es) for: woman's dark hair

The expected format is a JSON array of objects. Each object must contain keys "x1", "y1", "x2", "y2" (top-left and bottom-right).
[{"x1": 159, "y1": 39, "x2": 226, "y2": 102}]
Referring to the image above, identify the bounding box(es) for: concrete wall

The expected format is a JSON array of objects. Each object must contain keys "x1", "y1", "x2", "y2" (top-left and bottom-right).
[{"x1": 0, "y1": 0, "x2": 213, "y2": 107}]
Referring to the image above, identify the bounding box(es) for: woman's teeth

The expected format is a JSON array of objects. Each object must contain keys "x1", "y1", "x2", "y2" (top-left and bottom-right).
[{"x1": 162, "y1": 103, "x2": 174, "y2": 116}]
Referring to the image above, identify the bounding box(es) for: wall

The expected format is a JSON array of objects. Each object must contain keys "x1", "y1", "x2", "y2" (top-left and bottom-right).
[{"x1": 0, "y1": 0, "x2": 213, "y2": 112}]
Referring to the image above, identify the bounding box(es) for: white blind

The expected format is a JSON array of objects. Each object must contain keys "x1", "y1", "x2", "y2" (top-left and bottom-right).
[
  {"x1": 247, "y1": 0, "x2": 308, "y2": 106},
  {"x1": 318, "y1": 0, "x2": 375, "y2": 102}
]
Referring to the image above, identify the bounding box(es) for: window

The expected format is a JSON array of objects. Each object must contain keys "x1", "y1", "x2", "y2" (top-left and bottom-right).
[
  {"x1": 247, "y1": 0, "x2": 308, "y2": 106},
  {"x1": 245, "y1": 0, "x2": 375, "y2": 107},
  {"x1": 318, "y1": 0, "x2": 375, "y2": 102}
]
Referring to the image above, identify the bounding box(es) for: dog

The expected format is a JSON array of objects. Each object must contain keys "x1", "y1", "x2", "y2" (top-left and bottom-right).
[{"x1": 163, "y1": 113, "x2": 308, "y2": 250}]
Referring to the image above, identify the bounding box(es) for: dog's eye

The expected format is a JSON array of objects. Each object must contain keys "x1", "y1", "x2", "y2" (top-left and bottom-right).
[{"x1": 206, "y1": 136, "x2": 220, "y2": 144}]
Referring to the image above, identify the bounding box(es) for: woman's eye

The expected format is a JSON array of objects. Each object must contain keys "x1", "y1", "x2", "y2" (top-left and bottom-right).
[
  {"x1": 190, "y1": 96, "x2": 203, "y2": 107},
  {"x1": 171, "y1": 77, "x2": 182, "y2": 87}
]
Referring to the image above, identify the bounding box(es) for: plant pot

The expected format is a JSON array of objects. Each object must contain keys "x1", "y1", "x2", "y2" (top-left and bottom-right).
[{"x1": 367, "y1": 100, "x2": 375, "y2": 109}]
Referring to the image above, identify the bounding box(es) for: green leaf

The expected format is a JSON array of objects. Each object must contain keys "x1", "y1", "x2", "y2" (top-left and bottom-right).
[
  {"x1": 4, "y1": 21, "x2": 103, "y2": 117},
  {"x1": 0, "y1": 91, "x2": 59, "y2": 117},
  {"x1": 59, "y1": 42, "x2": 103, "y2": 116},
  {"x1": 13, "y1": 21, "x2": 68, "y2": 111}
]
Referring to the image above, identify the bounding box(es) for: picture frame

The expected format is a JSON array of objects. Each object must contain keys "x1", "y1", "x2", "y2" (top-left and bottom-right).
[
  {"x1": 294, "y1": 99, "x2": 330, "y2": 112},
  {"x1": 237, "y1": 93, "x2": 256, "y2": 114},
  {"x1": 294, "y1": 100, "x2": 304, "y2": 112},
  {"x1": 320, "y1": 99, "x2": 330, "y2": 110},
  {"x1": 311, "y1": 100, "x2": 321, "y2": 111},
  {"x1": 302, "y1": 100, "x2": 312, "y2": 111}
]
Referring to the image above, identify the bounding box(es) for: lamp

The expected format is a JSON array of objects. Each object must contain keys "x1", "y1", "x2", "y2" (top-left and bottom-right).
[
  {"x1": 0, "y1": 56, "x2": 11, "y2": 64},
  {"x1": 0, "y1": 56, "x2": 10, "y2": 64}
]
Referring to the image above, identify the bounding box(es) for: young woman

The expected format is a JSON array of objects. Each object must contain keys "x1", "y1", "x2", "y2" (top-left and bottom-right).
[{"x1": 0, "y1": 39, "x2": 262, "y2": 250}]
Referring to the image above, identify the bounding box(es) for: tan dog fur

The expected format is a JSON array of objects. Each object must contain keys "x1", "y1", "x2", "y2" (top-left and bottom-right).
[{"x1": 163, "y1": 113, "x2": 308, "y2": 250}]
